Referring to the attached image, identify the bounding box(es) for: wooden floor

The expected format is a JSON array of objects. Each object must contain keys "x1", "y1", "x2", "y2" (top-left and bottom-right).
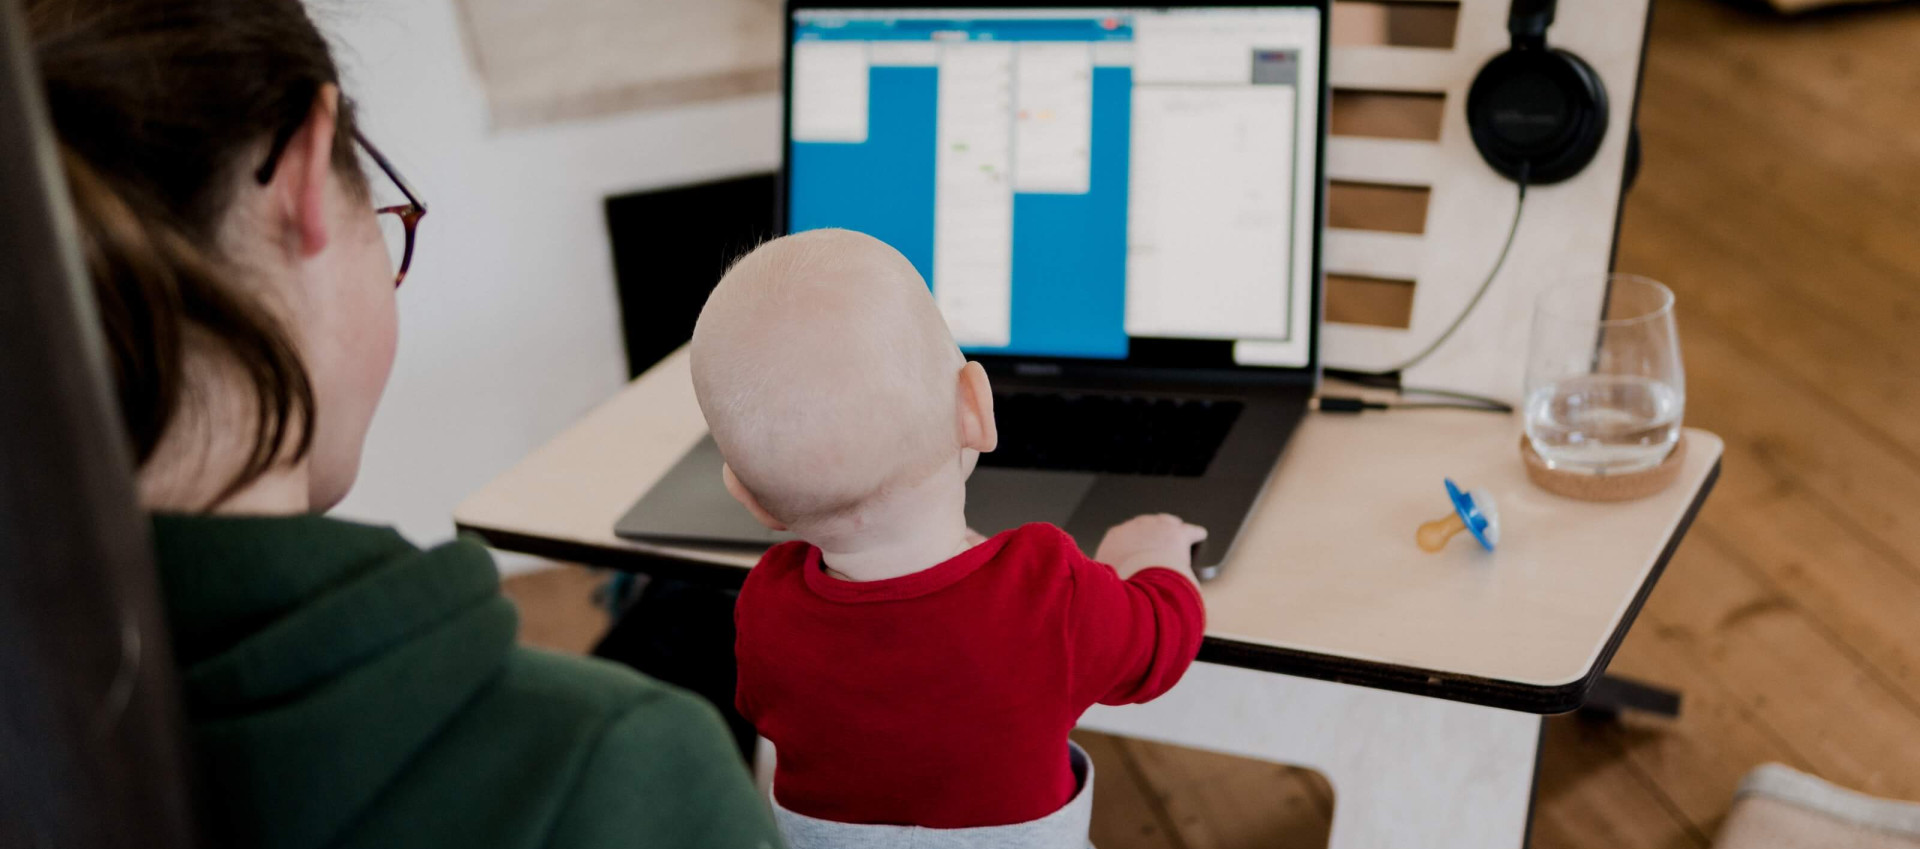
[{"x1": 505, "y1": 1, "x2": 1920, "y2": 845}]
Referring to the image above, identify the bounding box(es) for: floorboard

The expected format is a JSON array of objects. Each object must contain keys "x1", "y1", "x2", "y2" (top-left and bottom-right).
[
  {"x1": 498, "y1": 565, "x2": 609, "y2": 655},
  {"x1": 1637, "y1": 536, "x2": 1920, "y2": 800},
  {"x1": 1115, "y1": 738, "x2": 1332, "y2": 849},
  {"x1": 1076, "y1": 731, "x2": 1187, "y2": 849},
  {"x1": 1530, "y1": 716, "x2": 1709, "y2": 849},
  {"x1": 1601, "y1": 621, "x2": 1814, "y2": 835}
]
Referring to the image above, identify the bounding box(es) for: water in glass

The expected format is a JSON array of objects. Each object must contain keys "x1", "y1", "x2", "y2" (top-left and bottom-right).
[{"x1": 1525, "y1": 374, "x2": 1681, "y2": 474}]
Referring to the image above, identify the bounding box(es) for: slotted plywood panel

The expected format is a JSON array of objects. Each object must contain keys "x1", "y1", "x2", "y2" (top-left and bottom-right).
[{"x1": 1322, "y1": 0, "x2": 1651, "y2": 403}]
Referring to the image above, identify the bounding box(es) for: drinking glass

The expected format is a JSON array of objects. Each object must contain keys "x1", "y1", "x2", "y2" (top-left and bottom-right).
[{"x1": 1524, "y1": 274, "x2": 1685, "y2": 475}]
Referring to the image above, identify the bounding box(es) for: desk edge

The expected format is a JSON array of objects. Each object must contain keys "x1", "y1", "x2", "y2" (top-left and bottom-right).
[{"x1": 456, "y1": 524, "x2": 753, "y2": 589}]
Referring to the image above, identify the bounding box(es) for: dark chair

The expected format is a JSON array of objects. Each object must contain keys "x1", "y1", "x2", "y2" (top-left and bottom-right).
[{"x1": 0, "y1": 0, "x2": 201, "y2": 845}]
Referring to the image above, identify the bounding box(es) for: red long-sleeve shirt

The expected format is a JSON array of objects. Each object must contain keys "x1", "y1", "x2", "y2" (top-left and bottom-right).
[{"x1": 734, "y1": 522, "x2": 1206, "y2": 828}]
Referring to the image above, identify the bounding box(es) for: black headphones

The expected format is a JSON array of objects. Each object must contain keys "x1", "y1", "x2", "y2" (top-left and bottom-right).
[{"x1": 1466, "y1": 0, "x2": 1608, "y2": 186}]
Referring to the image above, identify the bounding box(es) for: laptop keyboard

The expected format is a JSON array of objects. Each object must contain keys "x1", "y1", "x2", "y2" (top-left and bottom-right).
[{"x1": 981, "y1": 392, "x2": 1245, "y2": 478}]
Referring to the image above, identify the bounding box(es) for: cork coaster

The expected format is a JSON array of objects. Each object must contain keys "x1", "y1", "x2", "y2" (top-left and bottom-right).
[{"x1": 1521, "y1": 433, "x2": 1688, "y2": 502}]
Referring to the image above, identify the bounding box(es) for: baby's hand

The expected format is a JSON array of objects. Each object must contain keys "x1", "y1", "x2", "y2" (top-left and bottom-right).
[{"x1": 1094, "y1": 514, "x2": 1207, "y2": 583}]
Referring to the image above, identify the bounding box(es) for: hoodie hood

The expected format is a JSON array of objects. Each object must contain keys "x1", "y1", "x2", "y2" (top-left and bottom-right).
[{"x1": 152, "y1": 514, "x2": 516, "y2": 849}]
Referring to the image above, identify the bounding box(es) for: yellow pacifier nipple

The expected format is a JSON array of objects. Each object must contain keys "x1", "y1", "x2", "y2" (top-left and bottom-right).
[{"x1": 1417, "y1": 513, "x2": 1469, "y2": 553}]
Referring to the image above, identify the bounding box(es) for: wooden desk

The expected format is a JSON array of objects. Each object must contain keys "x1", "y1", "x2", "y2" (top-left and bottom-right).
[
  {"x1": 455, "y1": 347, "x2": 1721, "y2": 848},
  {"x1": 458, "y1": 347, "x2": 1720, "y2": 708}
]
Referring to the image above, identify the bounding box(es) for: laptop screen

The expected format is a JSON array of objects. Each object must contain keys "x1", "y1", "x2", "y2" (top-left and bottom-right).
[{"x1": 786, "y1": 5, "x2": 1325, "y2": 370}]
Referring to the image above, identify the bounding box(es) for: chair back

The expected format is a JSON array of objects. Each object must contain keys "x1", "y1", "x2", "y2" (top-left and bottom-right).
[{"x1": 0, "y1": 0, "x2": 201, "y2": 845}]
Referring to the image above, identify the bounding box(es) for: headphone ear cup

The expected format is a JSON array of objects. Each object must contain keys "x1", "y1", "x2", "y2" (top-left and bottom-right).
[{"x1": 1467, "y1": 48, "x2": 1609, "y2": 185}]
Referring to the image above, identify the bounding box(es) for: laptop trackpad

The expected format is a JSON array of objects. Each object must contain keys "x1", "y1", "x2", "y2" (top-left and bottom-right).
[
  {"x1": 966, "y1": 467, "x2": 1097, "y2": 538},
  {"x1": 614, "y1": 436, "x2": 791, "y2": 547}
]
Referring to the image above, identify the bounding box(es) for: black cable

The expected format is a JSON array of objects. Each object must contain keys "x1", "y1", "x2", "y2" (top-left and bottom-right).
[
  {"x1": 1320, "y1": 372, "x2": 1514, "y2": 413},
  {"x1": 1312, "y1": 396, "x2": 1510, "y2": 415},
  {"x1": 1345, "y1": 169, "x2": 1531, "y2": 378},
  {"x1": 1323, "y1": 369, "x2": 1399, "y2": 390},
  {"x1": 1314, "y1": 396, "x2": 1380, "y2": 413}
]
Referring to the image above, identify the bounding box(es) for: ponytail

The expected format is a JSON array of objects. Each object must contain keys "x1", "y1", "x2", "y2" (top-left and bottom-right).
[{"x1": 62, "y1": 150, "x2": 317, "y2": 509}]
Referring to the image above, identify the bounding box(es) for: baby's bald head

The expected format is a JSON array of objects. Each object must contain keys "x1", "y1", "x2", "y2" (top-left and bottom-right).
[{"x1": 691, "y1": 229, "x2": 970, "y2": 527}]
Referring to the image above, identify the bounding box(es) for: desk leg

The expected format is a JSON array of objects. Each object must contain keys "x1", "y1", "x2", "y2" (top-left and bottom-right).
[
  {"x1": 1081, "y1": 662, "x2": 1541, "y2": 849},
  {"x1": 1579, "y1": 674, "x2": 1682, "y2": 720}
]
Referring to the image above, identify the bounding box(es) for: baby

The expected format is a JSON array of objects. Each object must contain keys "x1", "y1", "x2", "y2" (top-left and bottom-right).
[{"x1": 691, "y1": 228, "x2": 1207, "y2": 846}]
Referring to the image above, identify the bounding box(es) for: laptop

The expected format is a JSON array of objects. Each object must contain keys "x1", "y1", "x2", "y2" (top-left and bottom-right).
[{"x1": 618, "y1": 0, "x2": 1330, "y2": 579}]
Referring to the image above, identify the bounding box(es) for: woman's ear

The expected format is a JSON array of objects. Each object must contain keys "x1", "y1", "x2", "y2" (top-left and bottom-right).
[
  {"x1": 956, "y1": 361, "x2": 997, "y2": 453},
  {"x1": 723, "y1": 463, "x2": 789, "y2": 532},
  {"x1": 270, "y1": 83, "x2": 341, "y2": 258}
]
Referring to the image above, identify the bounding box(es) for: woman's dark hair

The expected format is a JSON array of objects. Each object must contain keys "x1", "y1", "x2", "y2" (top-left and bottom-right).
[{"x1": 27, "y1": 0, "x2": 365, "y2": 507}]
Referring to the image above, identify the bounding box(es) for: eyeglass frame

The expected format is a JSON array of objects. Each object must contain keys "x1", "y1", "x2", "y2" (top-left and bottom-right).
[{"x1": 255, "y1": 120, "x2": 427, "y2": 288}]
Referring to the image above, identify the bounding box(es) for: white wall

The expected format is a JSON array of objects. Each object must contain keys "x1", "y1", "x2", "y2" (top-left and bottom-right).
[{"x1": 316, "y1": 1, "x2": 780, "y2": 571}]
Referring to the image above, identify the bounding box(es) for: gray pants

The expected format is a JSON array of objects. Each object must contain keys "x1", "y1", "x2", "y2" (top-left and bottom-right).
[{"x1": 770, "y1": 742, "x2": 1096, "y2": 849}]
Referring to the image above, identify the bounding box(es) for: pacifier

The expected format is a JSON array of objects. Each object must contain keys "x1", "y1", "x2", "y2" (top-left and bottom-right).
[{"x1": 1417, "y1": 479, "x2": 1500, "y2": 553}]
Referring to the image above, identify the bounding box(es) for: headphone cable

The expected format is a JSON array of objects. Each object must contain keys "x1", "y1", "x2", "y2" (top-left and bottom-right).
[{"x1": 1338, "y1": 168, "x2": 1530, "y2": 379}]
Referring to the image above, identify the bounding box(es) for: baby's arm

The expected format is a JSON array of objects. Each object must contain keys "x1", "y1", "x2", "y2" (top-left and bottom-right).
[{"x1": 1065, "y1": 515, "x2": 1209, "y2": 707}]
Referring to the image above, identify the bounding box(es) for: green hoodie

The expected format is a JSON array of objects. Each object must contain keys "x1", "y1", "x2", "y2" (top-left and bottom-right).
[{"x1": 151, "y1": 513, "x2": 780, "y2": 849}]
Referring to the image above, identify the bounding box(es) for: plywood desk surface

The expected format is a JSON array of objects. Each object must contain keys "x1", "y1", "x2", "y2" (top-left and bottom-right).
[{"x1": 456, "y1": 348, "x2": 1720, "y2": 713}]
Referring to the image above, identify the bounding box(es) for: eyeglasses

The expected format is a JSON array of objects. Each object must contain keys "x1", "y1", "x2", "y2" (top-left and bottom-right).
[
  {"x1": 256, "y1": 124, "x2": 427, "y2": 288},
  {"x1": 355, "y1": 131, "x2": 427, "y2": 288}
]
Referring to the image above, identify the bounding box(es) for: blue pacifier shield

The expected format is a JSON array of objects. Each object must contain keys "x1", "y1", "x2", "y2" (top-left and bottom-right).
[{"x1": 1445, "y1": 478, "x2": 1497, "y2": 551}]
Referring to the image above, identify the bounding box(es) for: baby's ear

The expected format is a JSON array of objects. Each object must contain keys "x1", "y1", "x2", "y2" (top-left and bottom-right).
[
  {"x1": 956, "y1": 361, "x2": 997, "y2": 453},
  {"x1": 723, "y1": 463, "x2": 789, "y2": 531}
]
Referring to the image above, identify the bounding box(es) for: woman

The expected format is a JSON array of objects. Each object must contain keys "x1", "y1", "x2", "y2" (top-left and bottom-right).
[{"x1": 28, "y1": 0, "x2": 781, "y2": 846}]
